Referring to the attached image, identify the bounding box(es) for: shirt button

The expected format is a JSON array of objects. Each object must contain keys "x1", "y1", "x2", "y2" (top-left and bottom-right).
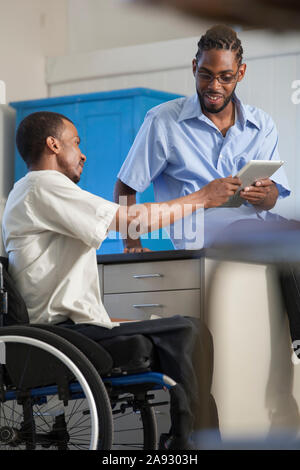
[{"x1": 219, "y1": 154, "x2": 223, "y2": 159}]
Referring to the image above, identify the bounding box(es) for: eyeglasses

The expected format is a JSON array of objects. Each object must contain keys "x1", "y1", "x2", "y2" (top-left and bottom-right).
[{"x1": 197, "y1": 68, "x2": 240, "y2": 85}]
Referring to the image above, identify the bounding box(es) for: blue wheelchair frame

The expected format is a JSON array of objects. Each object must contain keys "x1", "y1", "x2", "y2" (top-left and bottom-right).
[{"x1": 3, "y1": 373, "x2": 175, "y2": 404}]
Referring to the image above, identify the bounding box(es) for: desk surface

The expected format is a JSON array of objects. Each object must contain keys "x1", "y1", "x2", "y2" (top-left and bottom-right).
[
  {"x1": 97, "y1": 249, "x2": 205, "y2": 265},
  {"x1": 97, "y1": 224, "x2": 300, "y2": 266}
]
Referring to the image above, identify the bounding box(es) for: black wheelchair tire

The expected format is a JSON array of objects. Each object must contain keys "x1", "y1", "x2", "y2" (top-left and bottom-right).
[
  {"x1": 141, "y1": 406, "x2": 157, "y2": 450},
  {"x1": 111, "y1": 397, "x2": 157, "y2": 450},
  {"x1": 0, "y1": 325, "x2": 113, "y2": 450}
]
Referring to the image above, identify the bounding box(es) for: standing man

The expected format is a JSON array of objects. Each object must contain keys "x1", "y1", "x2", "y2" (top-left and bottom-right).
[
  {"x1": 115, "y1": 24, "x2": 300, "y2": 438},
  {"x1": 114, "y1": 24, "x2": 290, "y2": 252}
]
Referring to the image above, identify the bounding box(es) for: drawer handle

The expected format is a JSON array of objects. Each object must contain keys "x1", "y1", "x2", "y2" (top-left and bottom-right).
[
  {"x1": 132, "y1": 274, "x2": 163, "y2": 279},
  {"x1": 133, "y1": 304, "x2": 162, "y2": 308}
]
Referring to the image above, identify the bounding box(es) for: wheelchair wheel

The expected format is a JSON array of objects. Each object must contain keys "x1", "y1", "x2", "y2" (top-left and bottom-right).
[
  {"x1": 0, "y1": 326, "x2": 113, "y2": 450},
  {"x1": 111, "y1": 394, "x2": 157, "y2": 450}
]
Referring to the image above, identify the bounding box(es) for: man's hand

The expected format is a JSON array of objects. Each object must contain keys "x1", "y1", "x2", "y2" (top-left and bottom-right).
[
  {"x1": 124, "y1": 242, "x2": 151, "y2": 254},
  {"x1": 240, "y1": 178, "x2": 279, "y2": 210},
  {"x1": 201, "y1": 176, "x2": 242, "y2": 208}
]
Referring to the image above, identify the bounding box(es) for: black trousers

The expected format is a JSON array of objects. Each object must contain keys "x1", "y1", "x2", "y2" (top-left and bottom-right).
[
  {"x1": 278, "y1": 265, "x2": 300, "y2": 346},
  {"x1": 59, "y1": 315, "x2": 219, "y2": 433}
]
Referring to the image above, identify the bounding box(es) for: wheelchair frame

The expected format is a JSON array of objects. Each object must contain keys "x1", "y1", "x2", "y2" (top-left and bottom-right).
[{"x1": 0, "y1": 261, "x2": 176, "y2": 450}]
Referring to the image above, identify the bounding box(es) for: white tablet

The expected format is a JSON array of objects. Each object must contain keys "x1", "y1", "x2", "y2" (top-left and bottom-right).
[{"x1": 220, "y1": 160, "x2": 284, "y2": 208}]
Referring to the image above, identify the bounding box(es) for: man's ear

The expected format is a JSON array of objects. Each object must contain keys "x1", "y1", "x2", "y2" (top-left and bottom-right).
[
  {"x1": 46, "y1": 136, "x2": 60, "y2": 154},
  {"x1": 192, "y1": 58, "x2": 197, "y2": 77},
  {"x1": 237, "y1": 63, "x2": 246, "y2": 83}
]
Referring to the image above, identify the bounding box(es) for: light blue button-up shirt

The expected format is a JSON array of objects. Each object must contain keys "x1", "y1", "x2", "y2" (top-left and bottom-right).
[{"x1": 118, "y1": 93, "x2": 290, "y2": 249}]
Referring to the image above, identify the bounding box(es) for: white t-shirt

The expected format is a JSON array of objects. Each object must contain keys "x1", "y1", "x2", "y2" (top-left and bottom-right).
[{"x1": 2, "y1": 170, "x2": 119, "y2": 328}]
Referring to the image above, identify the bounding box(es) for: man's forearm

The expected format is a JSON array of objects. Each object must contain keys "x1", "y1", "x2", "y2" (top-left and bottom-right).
[
  {"x1": 113, "y1": 179, "x2": 144, "y2": 250},
  {"x1": 111, "y1": 176, "x2": 242, "y2": 238},
  {"x1": 140, "y1": 192, "x2": 204, "y2": 233},
  {"x1": 113, "y1": 180, "x2": 203, "y2": 249},
  {"x1": 112, "y1": 191, "x2": 204, "y2": 237},
  {"x1": 122, "y1": 188, "x2": 216, "y2": 236}
]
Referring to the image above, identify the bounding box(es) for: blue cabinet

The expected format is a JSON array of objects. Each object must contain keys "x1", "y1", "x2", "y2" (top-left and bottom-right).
[{"x1": 10, "y1": 88, "x2": 183, "y2": 254}]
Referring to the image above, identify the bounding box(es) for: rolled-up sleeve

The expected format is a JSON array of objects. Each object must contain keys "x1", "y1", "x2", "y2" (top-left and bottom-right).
[
  {"x1": 28, "y1": 172, "x2": 119, "y2": 249},
  {"x1": 259, "y1": 121, "x2": 291, "y2": 199}
]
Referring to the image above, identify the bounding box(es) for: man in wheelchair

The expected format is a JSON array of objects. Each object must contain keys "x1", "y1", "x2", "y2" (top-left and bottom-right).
[{"x1": 1, "y1": 111, "x2": 227, "y2": 449}]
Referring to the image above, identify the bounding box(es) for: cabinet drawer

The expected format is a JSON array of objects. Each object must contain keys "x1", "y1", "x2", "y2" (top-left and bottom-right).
[
  {"x1": 104, "y1": 289, "x2": 201, "y2": 320},
  {"x1": 103, "y1": 259, "x2": 201, "y2": 294}
]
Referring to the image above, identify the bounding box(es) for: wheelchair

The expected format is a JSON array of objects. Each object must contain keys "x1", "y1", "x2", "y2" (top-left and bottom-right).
[{"x1": 0, "y1": 258, "x2": 177, "y2": 450}]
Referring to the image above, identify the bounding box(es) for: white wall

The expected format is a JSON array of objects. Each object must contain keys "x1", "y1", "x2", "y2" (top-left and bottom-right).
[
  {"x1": 0, "y1": 0, "x2": 213, "y2": 103},
  {"x1": 67, "y1": 0, "x2": 213, "y2": 54},
  {"x1": 0, "y1": 0, "x2": 68, "y2": 103}
]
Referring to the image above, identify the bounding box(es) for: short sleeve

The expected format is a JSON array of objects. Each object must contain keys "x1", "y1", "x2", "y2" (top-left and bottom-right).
[
  {"x1": 257, "y1": 120, "x2": 290, "y2": 199},
  {"x1": 117, "y1": 112, "x2": 168, "y2": 192},
  {"x1": 28, "y1": 172, "x2": 119, "y2": 249}
]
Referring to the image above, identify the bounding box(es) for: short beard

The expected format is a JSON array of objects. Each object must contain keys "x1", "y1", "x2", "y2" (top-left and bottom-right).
[{"x1": 198, "y1": 84, "x2": 237, "y2": 114}]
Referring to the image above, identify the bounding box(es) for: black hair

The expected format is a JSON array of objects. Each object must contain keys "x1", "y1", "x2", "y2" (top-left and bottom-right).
[
  {"x1": 16, "y1": 111, "x2": 74, "y2": 167},
  {"x1": 195, "y1": 25, "x2": 243, "y2": 65}
]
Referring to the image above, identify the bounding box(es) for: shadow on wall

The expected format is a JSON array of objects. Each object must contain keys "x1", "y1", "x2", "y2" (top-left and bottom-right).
[{"x1": 128, "y1": 0, "x2": 300, "y2": 30}]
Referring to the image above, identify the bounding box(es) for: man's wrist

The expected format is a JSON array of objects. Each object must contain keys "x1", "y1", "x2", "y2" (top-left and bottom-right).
[{"x1": 123, "y1": 237, "x2": 143, "y2": 249}]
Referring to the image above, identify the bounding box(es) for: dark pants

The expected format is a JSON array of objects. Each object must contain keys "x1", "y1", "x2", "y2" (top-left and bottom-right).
[
  {"x1": 59, "y1": 315, "x2": 219, "y2": 434},
  {"x1": 279, "y1": 265, "x2": 300, "y2": 346}
]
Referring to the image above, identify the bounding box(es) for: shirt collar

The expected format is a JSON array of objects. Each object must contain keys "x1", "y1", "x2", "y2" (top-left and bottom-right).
[
  {"x1": 178, "y1": 94, "x2": 201, "y2": 122},
  {"x1": 232, "y1": 93, "x2": 261, "y2": 130},
  {"x1": 178, "y1": 93, "x2": 261, "y2": 130}
]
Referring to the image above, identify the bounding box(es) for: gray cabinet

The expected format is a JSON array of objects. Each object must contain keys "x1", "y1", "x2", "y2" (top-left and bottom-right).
[
  {"x1": 98, "y1": 258, "x2": 202, "y2": 321},
  {"x1": 97, "y1": 256, "x2": 203, "y2": 443}
]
